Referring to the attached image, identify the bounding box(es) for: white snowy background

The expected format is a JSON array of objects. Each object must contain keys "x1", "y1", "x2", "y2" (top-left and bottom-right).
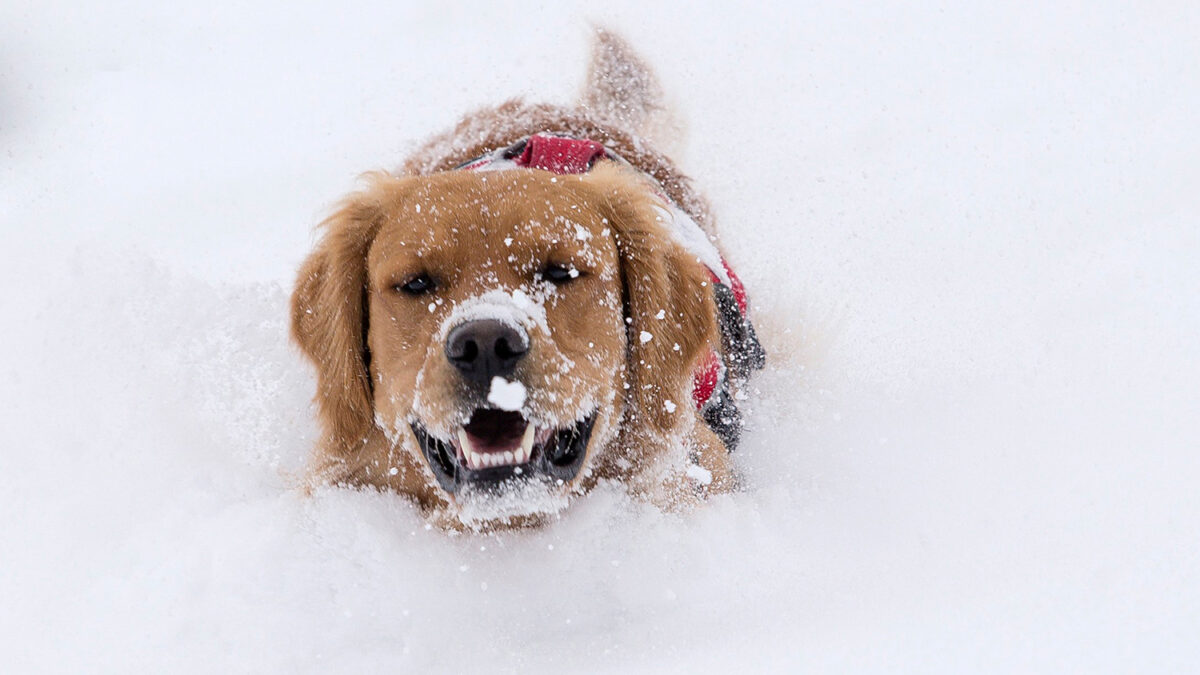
[{"x1": 3, "y1": 2, "x2": 1198, "y2": 672}]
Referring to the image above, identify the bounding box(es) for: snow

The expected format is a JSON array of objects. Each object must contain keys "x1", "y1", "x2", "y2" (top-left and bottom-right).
[
  {"x1": 454, "y1": 476, "x2": 572, "y2": 530},
  {"x1": 437, "y1": 289, "x2": 545, "y2": 343},
  {"x1": 3, "y1": 2, "x2": 1200, "y2": 673},
  {"x1": 657, "y1": 201, "x2": 731, "y2": 284},
  {"x1": 685, "y1": 464, "x2": 712, "y2": 486},
  {"x1": 487, "y1": 376, "x2": 527, "y2": 412}
]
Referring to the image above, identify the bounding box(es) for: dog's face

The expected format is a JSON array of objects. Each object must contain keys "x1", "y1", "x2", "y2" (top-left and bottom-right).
[
  {"x1": 292, "y1": 164, "x2": 718, "y2": 523},
  {"x1": 368, "y1": 169, "x2": 628, "y2": 504}
]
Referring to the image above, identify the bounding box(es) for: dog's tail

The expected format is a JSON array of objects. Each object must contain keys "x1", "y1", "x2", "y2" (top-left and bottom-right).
[{"x1": 580, "y1": 27, "x2": 684, "y2": 153}]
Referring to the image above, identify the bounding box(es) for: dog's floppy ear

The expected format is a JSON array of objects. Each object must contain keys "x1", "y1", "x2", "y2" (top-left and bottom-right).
[
  {"x1": 291, "y1": 173, "x2": 402, "y2": 456},
  {"x1": 579, "y1": 164, "x2": 719, "y2": 435}
]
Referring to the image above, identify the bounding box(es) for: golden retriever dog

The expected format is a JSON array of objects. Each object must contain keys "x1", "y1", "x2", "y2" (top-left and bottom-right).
[{"x1": 291, "y1": 30, "x2": 764, "y2": 528}]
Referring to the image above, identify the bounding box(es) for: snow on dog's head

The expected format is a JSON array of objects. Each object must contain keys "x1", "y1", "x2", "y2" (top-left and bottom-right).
[{"x1": 291, "y1": 165, "x2": 720, "y2": 528}]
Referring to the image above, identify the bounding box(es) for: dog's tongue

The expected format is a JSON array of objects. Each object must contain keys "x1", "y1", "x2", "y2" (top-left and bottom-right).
[{"x1": 462, "y1": 409, "x2": 527, "y2": 453}]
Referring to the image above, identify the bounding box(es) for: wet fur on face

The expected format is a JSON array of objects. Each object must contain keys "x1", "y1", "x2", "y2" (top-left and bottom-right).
[{"x1": 292, "y1": 164, "x2": 731, "y2": 524}]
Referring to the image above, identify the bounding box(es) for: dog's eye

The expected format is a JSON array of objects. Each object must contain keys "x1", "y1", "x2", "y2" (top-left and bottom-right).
[
  {"x1": 541, "y1": 263, "x2": 581, "y2": 284},
  {"x1": 394, "y1": 274, "x2": 436, "y2": 295}
]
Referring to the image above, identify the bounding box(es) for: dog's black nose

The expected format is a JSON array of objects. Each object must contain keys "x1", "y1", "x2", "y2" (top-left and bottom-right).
[{"x1": 444, "y1": 319, "x2": 528, "y2": 386}]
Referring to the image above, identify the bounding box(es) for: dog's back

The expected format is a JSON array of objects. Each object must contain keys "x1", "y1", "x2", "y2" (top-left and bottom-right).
[{"x1": 401, "y1": 29, "x2": 711, "y2": 234}]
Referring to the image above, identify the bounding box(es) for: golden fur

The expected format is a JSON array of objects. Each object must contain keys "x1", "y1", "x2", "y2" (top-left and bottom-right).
[{"x1": 292, "y1": 31, "x2": 737, "y2": 524}]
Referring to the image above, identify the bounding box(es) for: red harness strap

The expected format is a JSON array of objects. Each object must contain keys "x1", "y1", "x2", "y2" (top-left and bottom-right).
[{"x1": 514, "y1": 135, "x2": 608, "y2": 174}]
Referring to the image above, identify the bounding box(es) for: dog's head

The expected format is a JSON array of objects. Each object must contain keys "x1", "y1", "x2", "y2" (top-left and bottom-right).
[{"x1": 292, "y1": 163, "x2": 717, "y2": 521}]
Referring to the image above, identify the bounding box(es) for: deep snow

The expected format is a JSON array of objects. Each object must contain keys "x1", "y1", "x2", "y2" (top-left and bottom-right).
[{"x1": 2, "y1": 2, "x2": 1199, "y2": 673}]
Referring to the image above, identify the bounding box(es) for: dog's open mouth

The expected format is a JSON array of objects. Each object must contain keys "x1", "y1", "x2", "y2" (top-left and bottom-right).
[{"x1": 412, "y1": 409, "x2": 596, "y2": 494}]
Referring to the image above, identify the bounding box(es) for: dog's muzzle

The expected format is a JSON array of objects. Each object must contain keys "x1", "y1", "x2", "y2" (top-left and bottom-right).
[{"x1": 412, "y1": 409, "x2": 596, "y2": 495}]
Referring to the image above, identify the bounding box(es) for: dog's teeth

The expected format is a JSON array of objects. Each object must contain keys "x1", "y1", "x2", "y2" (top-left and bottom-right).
[
  {"x1": 519, "y1": 424, "x2": 535, "y2": 463},
  {"x1": 458, "y1": 430, "x2": 481, "y2": 470},
  {"x1": 457, "y1": 430, "x2": 470, "y2": 455},
  {"x1": 455, "y1": 425, "x2": 541, "y2": 469}
]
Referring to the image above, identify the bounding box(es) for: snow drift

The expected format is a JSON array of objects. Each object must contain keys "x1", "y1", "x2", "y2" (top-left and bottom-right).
[{"x1": 2, "y1": 2, "x2": 1198, "y2": 672}]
